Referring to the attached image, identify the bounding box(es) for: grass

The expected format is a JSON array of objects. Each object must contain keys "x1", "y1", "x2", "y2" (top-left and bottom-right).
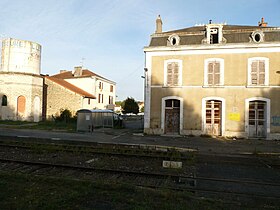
[
  {"x1": 33, "y1": 121, "x2": 76, "y2": 131},
  {"x1": 0, "y1": 120, "x2": 76, "y2": 132},
  {"x1": 0, "y1": 171, "x2": 230, "y2": 210},
  {"x1": 0, "y1": 120, "x2": 32, "y2": 125}
]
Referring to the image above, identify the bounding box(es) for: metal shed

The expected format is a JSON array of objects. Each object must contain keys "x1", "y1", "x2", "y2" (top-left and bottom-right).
[{"x1": 77, "y1": 109, "x2": 114, "y2": 132}]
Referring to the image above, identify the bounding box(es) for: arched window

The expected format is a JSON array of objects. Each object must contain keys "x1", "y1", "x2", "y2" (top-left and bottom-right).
[{"x1": 1, "y1": 95, "x2": 7, "y2": 106}]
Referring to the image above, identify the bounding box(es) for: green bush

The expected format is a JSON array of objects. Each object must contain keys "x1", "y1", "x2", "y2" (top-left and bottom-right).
[{"x1": 55, "y1": 109, "x2": 76, "y2": 123}]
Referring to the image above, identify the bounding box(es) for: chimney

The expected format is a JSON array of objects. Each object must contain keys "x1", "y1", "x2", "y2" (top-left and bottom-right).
[
  {"x1": 73, "y1": 66, "x2": 82, "y2": 77},
  {"x1": 258, "y1": 17, "x2": 267, "y2": 27},
  {"x1": 60, "y1": 70, "x2": 67, "y2": 74},
  {"x1": 155, "y1": 15, "x2": 162, "y2": 33}
]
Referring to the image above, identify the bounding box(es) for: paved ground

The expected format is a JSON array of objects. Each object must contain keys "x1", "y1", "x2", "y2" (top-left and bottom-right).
[{"x1": 0, "y1": 126, "x2": 280, "y2": 156}]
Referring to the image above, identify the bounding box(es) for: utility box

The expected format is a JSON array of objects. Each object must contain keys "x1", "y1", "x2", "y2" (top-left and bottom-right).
[{"x1": 77, "y1": 109, "x2": 115, "y2": 132}]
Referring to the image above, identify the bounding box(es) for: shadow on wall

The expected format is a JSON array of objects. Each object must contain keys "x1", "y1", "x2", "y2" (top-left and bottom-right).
[
  {"x1": 146, "y1": 62, "x2": 280, "y2": 139},
  {"x1": 260, "y1": 87, "x2": 280, "y2": 138},
  {"x1": 0, "y1": 93, "x2": 36, "y2": 121},
  {"x1": 235, "y1": 75, "x2": 280, "y2": 139},
  {"x1": 146, "y1": 75, "x2": 202, "y2": 136},
  {"x1": 0, "y1": 101, "x2": 16, "y2": 120}
]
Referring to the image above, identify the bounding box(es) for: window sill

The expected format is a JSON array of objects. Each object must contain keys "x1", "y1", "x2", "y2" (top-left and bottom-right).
[
  {"x1": 246, "y1": 85, "x2": 269, "y2": 88},
  {"x1": 202, "y1": 85, "x2": 225, "y2": 88},
  {"x1": 162, "y1": 85, "x2": 182, "y2": 88}
]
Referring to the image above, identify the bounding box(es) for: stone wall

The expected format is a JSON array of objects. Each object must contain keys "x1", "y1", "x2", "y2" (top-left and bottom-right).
[
  {"x1": 45, "y1": 78, "x2": 83, "y2": 119},
  {"x1": 0, "y1": 72, "x2": 43, "y2": 121}
]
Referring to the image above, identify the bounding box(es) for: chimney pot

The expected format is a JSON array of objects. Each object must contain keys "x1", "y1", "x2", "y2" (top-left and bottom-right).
[{"x1": 258, "y1": 17, "x2": 267, "y2": 27}]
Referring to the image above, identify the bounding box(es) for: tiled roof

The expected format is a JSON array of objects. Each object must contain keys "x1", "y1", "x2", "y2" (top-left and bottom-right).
[
  {"x1": 51, "y1": 69, "x2": 114, "y2": 83},
  {"x1": 46, "y1": 76, "x2": 96, "y2": 99}
]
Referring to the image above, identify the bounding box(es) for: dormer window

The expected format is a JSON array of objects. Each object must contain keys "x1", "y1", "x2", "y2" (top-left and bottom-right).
[
  {"x1": 210, "y1": 28, "x2": 219, "y2": 44},
  {"x1": 168, "y1": 34, "x2": 180, "y2": 46},
  {"x1": 251, "y1": 31, "x2": 264, "y2": 43},
  {"x1": 204, "y1": 24, "x2": 224, "y2": 44}
]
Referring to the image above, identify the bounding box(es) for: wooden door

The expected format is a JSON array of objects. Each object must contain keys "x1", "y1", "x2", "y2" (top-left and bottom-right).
[
  {"x1": 165, "y1": 99, "x2": 180, "y2": 134},
  {"x1": 249, "y1": 101, "x2": 266, "y2": 138},
  {"x1": 205, "y1": 100, "x2": 221, "y2": 136}
]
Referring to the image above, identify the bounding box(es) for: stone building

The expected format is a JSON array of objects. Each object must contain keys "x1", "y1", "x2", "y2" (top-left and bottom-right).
[
  {"x1": 0, "y1": 38, "x2": 43, "y2": 122},
  {"x1": 143, "y1": 17, "x2": 280, "y2": 139},
  {"x1": 43, "y1": 76, "x2": 96, "y2": 119},
  {"x1": 0, "y1": 38, "x2": 116, "y2": 121},
  {"x1": 50, "y1": 67, "x2": 116, "y2": 111}
]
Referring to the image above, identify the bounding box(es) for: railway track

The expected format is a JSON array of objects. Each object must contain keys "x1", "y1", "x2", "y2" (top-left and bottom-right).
[
  {"x1": 0, "y1": 140, "x2": 196, "y2": 161},
  {"x1": 0, "y1": 138, "x2": 280, "y2": 203},
  {"x1": 1, "y1": 157, "x2": 280, "y2": 201},
  {"x1": 0, "y1": 140, "x2": 279, "y2": 169}
]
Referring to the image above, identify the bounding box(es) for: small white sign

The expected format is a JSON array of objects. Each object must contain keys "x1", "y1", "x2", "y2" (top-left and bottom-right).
[
  {"x1": 162, "y1": 160, "x2": 182, "y2": 169},
  {"x1": 86, "y1": 114, "x2": 90, "y2": 121}
]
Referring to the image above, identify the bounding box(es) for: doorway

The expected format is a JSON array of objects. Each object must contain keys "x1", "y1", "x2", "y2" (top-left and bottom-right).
[
  {"x1": 205, "y1": 100, "x2": 222, "y2": 135},
  {"x1": 164, "y1": 99, "x2": 180, "y2": 134},
  {"x1": 249, "y1": 101, "x2": 267, "y2": 138}
]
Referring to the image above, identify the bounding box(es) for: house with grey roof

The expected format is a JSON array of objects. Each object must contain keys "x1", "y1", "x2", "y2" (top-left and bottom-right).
[{"x1": 143, "y1": 16, "x2": 280, "y2": 139}]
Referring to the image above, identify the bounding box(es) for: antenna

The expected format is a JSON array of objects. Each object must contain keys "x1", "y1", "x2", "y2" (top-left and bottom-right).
[{"x1": 80, "y1": 57, "x2": 85, "y2": 68}]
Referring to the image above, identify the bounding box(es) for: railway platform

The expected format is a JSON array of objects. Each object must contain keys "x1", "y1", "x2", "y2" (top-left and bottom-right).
[{"x1": 0, "y1": 127, "x2": 280, "y2": 156}]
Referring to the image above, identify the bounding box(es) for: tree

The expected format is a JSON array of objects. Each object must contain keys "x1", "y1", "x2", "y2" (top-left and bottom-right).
[
  {"x1": 140, "y1": 105, "x2": 144, "y2": 113},
  {"x1": 122, "y1": 97, "x2": 139, "y2": 114}
]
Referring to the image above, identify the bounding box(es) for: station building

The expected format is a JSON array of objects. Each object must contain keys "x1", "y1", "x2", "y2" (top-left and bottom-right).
[{"x1": 143, "y1": 17, "x2": 280, "y2": 139}]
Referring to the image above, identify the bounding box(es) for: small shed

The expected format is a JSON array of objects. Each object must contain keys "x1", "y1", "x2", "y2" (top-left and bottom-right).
[{"x1": 77, "y1": 109, "x2": 114, "y2": 132}]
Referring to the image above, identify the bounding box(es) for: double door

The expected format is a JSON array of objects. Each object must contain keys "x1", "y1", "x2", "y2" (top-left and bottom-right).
[
  {"x1": 249, "y1": 101, "x2": 266, "y2": 138},
  {"x1": 205, "y1": 100, "x2": 221, "y2": 136}
]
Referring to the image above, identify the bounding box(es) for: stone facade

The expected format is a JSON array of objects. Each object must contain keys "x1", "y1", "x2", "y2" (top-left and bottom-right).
[
  {"x1": 144, "y1": 17, "x2": 280, "y2": 139},
  {"x1": 44, "y1": 78, "x2": 87, "y2": 119},
  {"x1": 0, "y1": 38, "x2": 116, "y2": 122},
  {"x1": 52, "y1": 68, "x2": 116, "y2": 110},
  {"x1": 0, "y1": 72, "x2": 43, "y2": 121}
]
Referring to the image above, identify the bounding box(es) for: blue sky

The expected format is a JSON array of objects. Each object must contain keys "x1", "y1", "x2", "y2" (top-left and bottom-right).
[{"x1": 0, "y1": 0, "x2": 279, "y2": 101}]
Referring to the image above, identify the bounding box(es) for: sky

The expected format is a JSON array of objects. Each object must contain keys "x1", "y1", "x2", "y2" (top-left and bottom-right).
[{"x1": 0, "y1": 0, "x2": 279, "y2": 101}]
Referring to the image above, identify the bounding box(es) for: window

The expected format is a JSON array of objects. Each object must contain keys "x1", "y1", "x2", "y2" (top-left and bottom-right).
[
  {"x1": 210, "y1": 28, "x2": 219, "y2": 44},
  {"x1": 204, "y1": 58, "x2": 224, "y2": 86},
  {"x1": 98, "y1": 94, "x2": 102, "y2": 103},
  {"x1": 248, "y1": 58, "x2": 269, "y2": 86},
  {"x1": 168, "y1": 34, "x2": 180, "y2": 46},
  {"x1": 110, "y1": 85, "x2": 113, "y2": 92},
  {"x1": 88, "y1": 98, "x2": 91, "y2": 105},
  {"x1": 98, "y1": 94, "x2": 104, "y2": 103},
  {"x1": 164, "y1": 59, "x2": 182, "y2": 86},
  {"x1": 1, "y1": 95, "x2": 7, "y2": 106},
  {"x1": 99, "y1": 82, "x2": 103, "y2": 90},
  {"x1": 204, "y1": 24, "x2": 224, "y2": 44},
  {"x1": 109, "y1": 96, "x2": 113, "y2": 104},
  {"x1": 251, "y1": 31, "x2": 264, "y2": 43}
]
